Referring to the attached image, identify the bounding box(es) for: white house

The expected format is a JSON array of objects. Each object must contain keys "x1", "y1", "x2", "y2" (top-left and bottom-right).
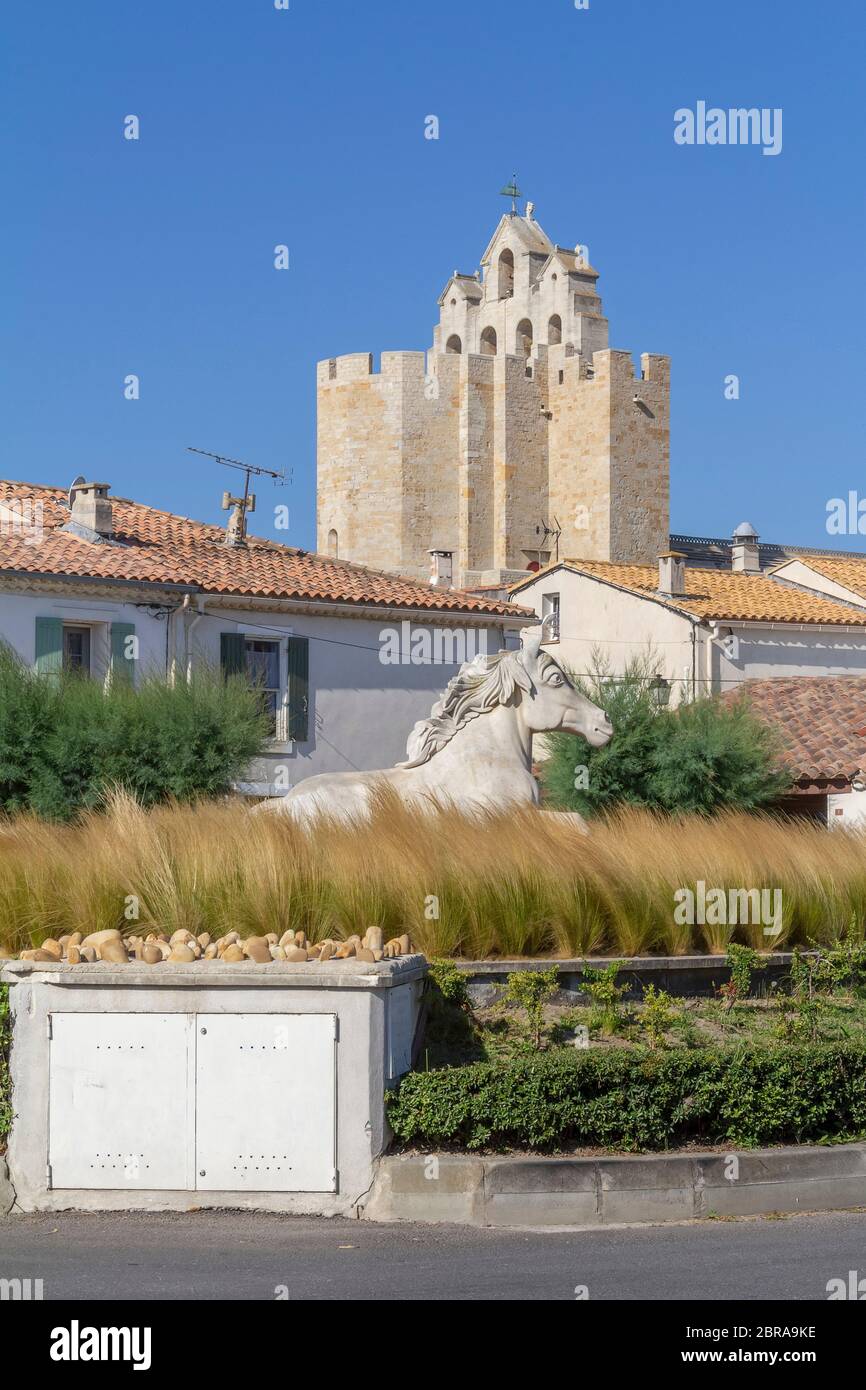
[
  {"x1": 0, "y1": 479, "x2": 533, "y2": 796},
  {"x1": 509, "y1": 542, "x2": 866, "y2": 706}
]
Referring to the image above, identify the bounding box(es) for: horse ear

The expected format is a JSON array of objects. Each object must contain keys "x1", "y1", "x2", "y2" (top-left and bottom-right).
[{"x1": 520, "y1": 624, "x2": 543, "y2": 659}]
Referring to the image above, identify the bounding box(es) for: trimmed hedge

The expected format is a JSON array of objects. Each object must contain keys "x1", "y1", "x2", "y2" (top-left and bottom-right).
[{"x1": 385, "y1": 1044, "x2": 866, "y2": 1152}]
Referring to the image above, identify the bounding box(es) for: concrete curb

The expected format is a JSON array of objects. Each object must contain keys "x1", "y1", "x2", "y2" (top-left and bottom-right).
[{"x1": 362, "y1": 1143, "x2": 866, "y2": 1228}]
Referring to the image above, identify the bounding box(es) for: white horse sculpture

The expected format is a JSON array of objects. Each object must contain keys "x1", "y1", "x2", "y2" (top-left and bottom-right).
[{"x1": 257, "y1": 622, "x2": 613, "y2": 826}]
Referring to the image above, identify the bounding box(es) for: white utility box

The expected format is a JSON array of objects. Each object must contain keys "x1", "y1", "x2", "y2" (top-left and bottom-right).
[{"x1": 1, "y1": 955, "x2": 426, "y2": 1216}]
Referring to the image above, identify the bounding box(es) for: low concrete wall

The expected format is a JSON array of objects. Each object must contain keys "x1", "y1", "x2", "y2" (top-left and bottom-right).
[
  {"x1": 459, "y1": 954, "x2": 798, "y2": 1006},
  {"x1": 364, "y1": 1144, "x2": 866, "y2": 1228}
]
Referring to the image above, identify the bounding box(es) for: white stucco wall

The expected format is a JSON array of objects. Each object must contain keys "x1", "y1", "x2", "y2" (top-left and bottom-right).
[
  {"x1": 712, "y1": 625, "x2": 866, "y2": 692},
  {"x1": 188, "y1": 604, "x2": 509, "y2": 792},
  {"x1": 515, "y1": 568, "x2": 697, "y2": 702},
  {"x1": 0, "y1": 590, "x2": 168, "y2": 680},
  {"x1": 828, "y1": 788, "x2": 866, "y2": 829},
  {"x1": 0, "y1": 585, "x2": 514, "y2": 792}
]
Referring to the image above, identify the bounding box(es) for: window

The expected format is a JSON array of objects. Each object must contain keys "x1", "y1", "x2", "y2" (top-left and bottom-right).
[
  {"x1": 497, "y1": 249, "x2": 514, "y2": 298},
  {"x1": 245, "y1": 639, "x2": 281, "y2": 736},
  {"x1": 480, "y1": 326, "x2": 497, "y2": 356},
  {"x1": 541, "y1": 593, "x2": 560, "y2": 640},
  {"x1": 446, "y1": 334, "x2": 462, "y2": 354},
  {"x1": 548, "y1": 314, "x2": 562, "y2": 345},
  {"x1": 220, "y1": 632, "x2": 308, "y2": 743},
  {"x1": 516, "y1": 318, "x2": 533, "y2": 358},
  {"x1": 63, "y1": 625, "x2": 91, "y2": 674},
  {"x1": 327, "y1": 528, "x2": 338, "y2": 558}
]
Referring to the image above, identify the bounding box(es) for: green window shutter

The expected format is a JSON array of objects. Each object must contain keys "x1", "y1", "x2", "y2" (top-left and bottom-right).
[
  {"x1": 220, "y1": 631, "x2": 247, "y2": 678},
  {"x1": 286, "y1": 636, "x2": 309, "y2": 741},
  {"x1": 34, "y1": 616, "x2": 63, "y2": 676},
  {"x1": 110, "y1": 622, "x2": 136, "y2": 684}
]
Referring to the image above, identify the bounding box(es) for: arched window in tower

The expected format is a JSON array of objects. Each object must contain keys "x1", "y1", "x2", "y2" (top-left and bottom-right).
[
  {"x1": 445, "y1": 334, "x2": 462, "y2": 354},
  {"x1": 327, "y1": 528, "x2": 338, "y2": 558},
  {"x1": 516, "y1": 319, "x2": 533, "y2": 358},
  {"x1": 480, "y1": 326, "x2": 497, "y2": 356},
  {"x1": 498, "y1": 248, "x2": 514, "y2": 298},
  {"x1": 548, "y1": 314, "x2": 562, "y2": 345}
]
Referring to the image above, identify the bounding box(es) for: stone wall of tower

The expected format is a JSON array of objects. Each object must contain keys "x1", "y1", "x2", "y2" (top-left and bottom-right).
[
  {"x1": 547, "y1": 349, "x2": 670, "y2": 566},
  {"x1": 317, "y1": 350, "x2": 462, "y2": 585},
  {"x1": 317, "y1": 342, "x2": 670, "y2": 584}
]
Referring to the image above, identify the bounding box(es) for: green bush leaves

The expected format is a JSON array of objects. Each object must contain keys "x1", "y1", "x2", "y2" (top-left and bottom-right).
[
  {"x1": 0, "y1": 647, "x2": 268, "y2": 821},
  {"x1": 386, "y1": 1043, "x2": 866, "y2": 1151}
]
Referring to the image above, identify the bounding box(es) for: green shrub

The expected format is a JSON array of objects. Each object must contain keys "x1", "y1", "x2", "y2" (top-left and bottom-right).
[
  {"x1": 542, "y1": 653, "x2": 789, "y2": 817},
  {"x1": 579, "y1": 960, "x2": 627, "y2": 1035},
  {"x1": 385, "y1": 1043, "x2": 866, "y2": 1151},
  {"x1": 501, "y1": 966, "x2": 559, "y2": 1048},
  {"x1": 641, "y1": 984, "x2": 676, "y2": 1048},
  {"x1": 719, "y1": 943, "x2": 768, "y2": 1010},
  {"x1": 0, "y1": 646, "x2": 268, "y2": 821}
]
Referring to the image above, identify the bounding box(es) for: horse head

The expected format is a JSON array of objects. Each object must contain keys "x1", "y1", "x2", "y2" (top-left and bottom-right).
[{"x1": 516, "y1": 617, "x2": 613, "y2": 747}]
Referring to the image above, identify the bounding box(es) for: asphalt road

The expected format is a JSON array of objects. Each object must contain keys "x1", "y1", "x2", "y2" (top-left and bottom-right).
[{"x1": 2, "y1": 1208, "x2": 865, "y2": 1300}]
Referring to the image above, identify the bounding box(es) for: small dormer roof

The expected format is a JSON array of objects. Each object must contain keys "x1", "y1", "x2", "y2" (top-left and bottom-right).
[{"x1": 436, "y1": 273, "x2": 483, "y2": 308}]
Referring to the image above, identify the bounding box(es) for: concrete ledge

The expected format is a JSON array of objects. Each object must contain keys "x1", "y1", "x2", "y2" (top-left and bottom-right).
[
  {"x1": 363, "y1": 1142, "x2": 866, "y2": 1228},
  {"x1": 1, "y1": 955, "x2": 427, "y2": 991},
  {"x1": 459, "y1": 954, "x2": 797, "y2": 1004}
]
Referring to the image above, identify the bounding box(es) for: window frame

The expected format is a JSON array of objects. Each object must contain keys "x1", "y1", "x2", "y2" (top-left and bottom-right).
[
  {"x1": 541, "y1": 593, "x2": 561, "y2": 641},
  {"x1": 243, "y1": 635, "x2": 286, "y2": 743}
]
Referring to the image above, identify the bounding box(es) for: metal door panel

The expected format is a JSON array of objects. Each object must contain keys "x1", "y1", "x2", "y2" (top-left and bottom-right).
[
  {"x1": 194, "y1": 1014, "x2": 336, "y2": 1192},
  {"x1": 48, "y1": 1013, "x2": 192, "y2": 1189}
]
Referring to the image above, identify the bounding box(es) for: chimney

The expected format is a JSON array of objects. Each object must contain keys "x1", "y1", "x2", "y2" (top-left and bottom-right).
[
  {"x1": 731, "y1": 521, "x2": 760, "y2": 573},
  {"x1": 70, "y1": 481, "x2": 113, "y2": 539},
  {"x1": 657, "y1": 550, "x2": 686, "y2": 597},
  {"x1": 428, "y1": 548, "x2": 453, "y2": 589}
]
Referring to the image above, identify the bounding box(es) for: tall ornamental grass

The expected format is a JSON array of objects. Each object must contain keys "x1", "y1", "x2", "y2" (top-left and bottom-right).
[{"x1": 1, "y1": 791, "x2": 865, "y2": 958}]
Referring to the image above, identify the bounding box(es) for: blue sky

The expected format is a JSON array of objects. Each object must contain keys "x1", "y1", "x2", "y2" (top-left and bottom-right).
[{"x1": 2, "y1": 0, "x2": 865, "y2": 552}]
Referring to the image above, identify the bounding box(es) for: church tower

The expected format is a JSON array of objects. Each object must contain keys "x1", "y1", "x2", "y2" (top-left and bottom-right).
[{"x1": 317, "y1": 190, "x2": 670, "y2": 587}]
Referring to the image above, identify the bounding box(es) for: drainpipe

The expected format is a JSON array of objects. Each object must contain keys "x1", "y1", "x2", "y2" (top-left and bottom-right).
[
  {"x1": 707, "y1": 621, "x2": 719, "y2": 697},
  {"x1": 183, "y1": 595, "x2": 207, "y2": 684}
]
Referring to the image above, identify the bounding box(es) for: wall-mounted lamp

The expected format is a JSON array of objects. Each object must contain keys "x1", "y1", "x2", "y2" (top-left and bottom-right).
[{"x1": 650, "y1": 675, "x2": 672, "y2": 709}]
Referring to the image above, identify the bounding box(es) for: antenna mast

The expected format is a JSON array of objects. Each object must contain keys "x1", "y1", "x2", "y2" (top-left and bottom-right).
[
  {"x1": 187, "y1": 447, "x2": 288, "y2": 546},
  {"x1": 535, "y1": 516, "x2": 562, "y2": 566}
]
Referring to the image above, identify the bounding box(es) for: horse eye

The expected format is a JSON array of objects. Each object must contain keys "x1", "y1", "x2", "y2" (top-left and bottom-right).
[{"x1": 548, "y1": 672, "x2": 563, "y2": 687}]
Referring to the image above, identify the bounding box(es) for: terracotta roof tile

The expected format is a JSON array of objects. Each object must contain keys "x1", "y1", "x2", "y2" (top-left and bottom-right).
[
  {"x1": 778, "y1": 556, "x2": 866, "y2": 602},
  {"x1": 513, "y1": 558, "x2": 866, "y2": 626},
  {"x1": 722, "y1": 677, "x2": 866, "y2": 782},
  {"x1": 0, "y1": 481, "x2": 532, "y2": 618}
]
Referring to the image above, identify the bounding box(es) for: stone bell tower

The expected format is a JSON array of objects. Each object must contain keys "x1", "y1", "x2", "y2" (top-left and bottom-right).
[{"x1": 317, "y1": 185, "x2": 670, "y2": 587}]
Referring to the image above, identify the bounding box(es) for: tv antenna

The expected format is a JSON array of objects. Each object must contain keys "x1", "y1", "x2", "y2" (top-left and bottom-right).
[
  {"x1": 536, "y1": 516, "x2": 562, "y2": 565},
  {"x1": 187, "y1": 447, "x2": 289, "y2": 546}
]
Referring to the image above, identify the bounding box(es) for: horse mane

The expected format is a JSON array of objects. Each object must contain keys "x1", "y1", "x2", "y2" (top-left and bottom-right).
[{"x1": 396, "y1": 647, "x2": 534, "y2": 769}]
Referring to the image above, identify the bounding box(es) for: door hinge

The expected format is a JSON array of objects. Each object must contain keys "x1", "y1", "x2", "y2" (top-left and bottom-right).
[
  {"x1": 46, "y1": 1015, "x2": 52, "y2": 1040},
  {"x1": 46, "y1": 1163, "x2": 53, "y2": 1190},
  {"x1": 331, "y1": 1168, "x2": 338, "y2": 1191},
  {"x1": 332, "y1": 1015, "x2": 339, "y2": 1041}
]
